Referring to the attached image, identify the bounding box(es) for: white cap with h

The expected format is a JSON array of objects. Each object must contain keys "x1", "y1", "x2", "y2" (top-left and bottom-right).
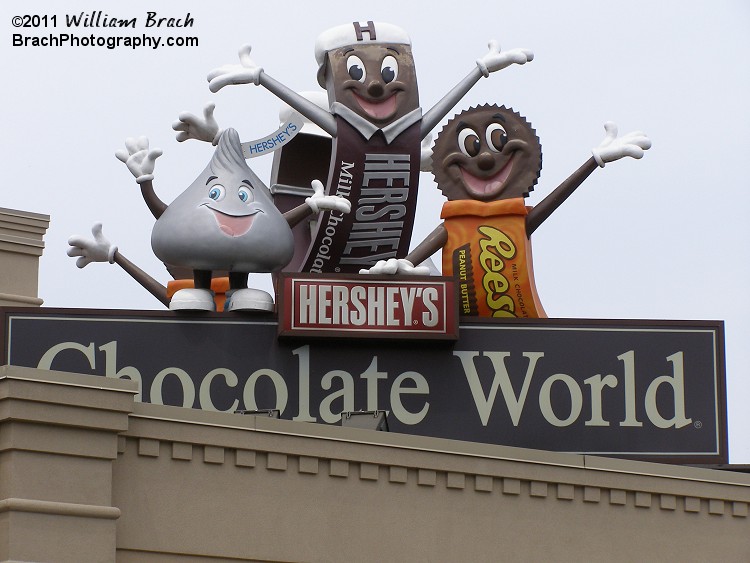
[{"x1": 315, "y1": 21, "x2": 411, "y2": 85}]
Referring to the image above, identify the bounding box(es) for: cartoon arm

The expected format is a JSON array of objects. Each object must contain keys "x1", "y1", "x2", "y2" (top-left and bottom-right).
[
  {"x1": 207, "y1": 45, "x2": 337, "y2": 137},
  {"x1": 115, "y1": 137, "x2": 167, "y2": 219},
  {"x1": 284, "y1": 179, "x2": 351, "y2": 228},
  {"x1": 359, "y1": 224, "x2": 447, "y2": 275},
  {"x1": 420, "y1": 134, "x2": 434, "y2": 172},
  {"x1": 421, "y1": 41, "x2": 534, "y2": 137},
  {"x1": 173, "y1": 102, "x2": 223, "y2": 145},
  {"x1": 67, "y1": 223, "x2": 170, "y2": 307},
  {"x1": 527, "y1": 122, "x2": 652, "y2": 235}
]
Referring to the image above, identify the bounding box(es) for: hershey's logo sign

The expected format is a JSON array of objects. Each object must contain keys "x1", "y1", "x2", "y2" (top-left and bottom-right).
[{"x1": 278, "y1": 275, "x2": 457, "y2": 339}]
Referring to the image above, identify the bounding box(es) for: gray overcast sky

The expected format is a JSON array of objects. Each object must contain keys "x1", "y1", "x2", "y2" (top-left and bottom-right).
[{"x1": 3, "y1": 0, "x2": 749, "y2": 461}]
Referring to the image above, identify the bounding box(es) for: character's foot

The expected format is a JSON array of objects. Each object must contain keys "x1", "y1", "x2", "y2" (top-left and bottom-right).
[
  {"x1": 169, "y1": 288, "x2": 216, "y2": 311},
  {"x1": 224, "y1": 288, "x2": 274, "y2": 312}
]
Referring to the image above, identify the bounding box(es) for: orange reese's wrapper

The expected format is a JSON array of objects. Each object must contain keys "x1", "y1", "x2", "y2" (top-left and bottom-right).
[{"x1": 441, "y1": 198, "x2": 547, "y2": 319}]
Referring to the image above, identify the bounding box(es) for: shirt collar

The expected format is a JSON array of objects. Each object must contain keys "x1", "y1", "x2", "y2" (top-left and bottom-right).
[{"x1": 331, "y1": 102, "x2": 422, "y2": 144}]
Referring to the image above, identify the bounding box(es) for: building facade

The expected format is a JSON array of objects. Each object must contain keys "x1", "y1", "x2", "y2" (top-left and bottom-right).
[{"x1": 0, "y1": 208, "x2": 748, "y2": 561}]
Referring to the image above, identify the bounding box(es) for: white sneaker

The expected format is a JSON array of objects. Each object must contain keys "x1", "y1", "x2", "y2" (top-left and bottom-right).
[
  {"x1": 169, "y1": 288, "x2": 216, "y2": 311},
  {"x1": 224, "y1": 288, "x2": 274, "y2": 312}
]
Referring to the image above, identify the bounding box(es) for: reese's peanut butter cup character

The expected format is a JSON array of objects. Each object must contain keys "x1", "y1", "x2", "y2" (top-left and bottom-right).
[
  {"x1": 178, "y1": 21, "x2": 533, "y2": 273},
  {"x1": 361, "y1": 105, "x2": 651, "y2": 319}
]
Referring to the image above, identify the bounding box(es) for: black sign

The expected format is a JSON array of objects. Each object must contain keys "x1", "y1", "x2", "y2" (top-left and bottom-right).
[{"x1": 1, "y1": 308, "x2": 727, "y2": 463}]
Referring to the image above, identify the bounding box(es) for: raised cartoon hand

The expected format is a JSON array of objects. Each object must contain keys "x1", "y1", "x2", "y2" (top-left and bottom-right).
[
  {"x1": 476, "y1": 40, "x2": 534, "y2": 77},
  {"x1": 207, "y1": 44, "x2": 263, "y2": 93},
  {"x1": 67, "y1": 223, "x2": 117, "y2": 268},
  {"x1": 359, "y1": 258, "x2": 431, "y2": 276},
  {"x1": 591, "y1": 122, "x2": 652, "y2": 167},
  {"x1": 305, "y1": 179, "x2": 351, "y2": 214},
  {"x1": 173, "y1": 103, "x2": 222, "y2": 145},
  {"x1": 115, "y1": 137, "x2": 162, "y2": 183}
]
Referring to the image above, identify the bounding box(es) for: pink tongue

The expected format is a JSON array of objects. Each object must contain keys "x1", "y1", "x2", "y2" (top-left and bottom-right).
[
  {"x1": 462, "y1": 158, "x2": 514, "y2": 196},
  {"x1": 213, "y1": 211, "x2": 255, "y2": 237},
  {"x1": 355, "y1": 93, "x2": 397, "y2": 120}
]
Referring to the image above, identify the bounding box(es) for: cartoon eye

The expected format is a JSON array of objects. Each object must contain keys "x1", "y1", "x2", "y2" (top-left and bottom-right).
[
  {"x1": 486, "y1": 123, "x2": 508, "y2": 152},
  {"x1": 208, "y1": 185, "x2": 226, "y2": 201},
  {"x1": 238, "y1": 186, "x2": 254, "y2": 203},
  {"x1": 458, "y1": 128, "x2": 481, "y2": 157},
  {"x1": 346, "y1": 55, "x2": 366, "y2": 82},
  {"x1": 381, "y1": 55, "x2": 398, "y2": 83}
]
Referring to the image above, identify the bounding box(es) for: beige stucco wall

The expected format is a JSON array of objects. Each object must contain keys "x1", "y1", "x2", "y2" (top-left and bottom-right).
[
  {"x1": 0, "y1": 365, "x2": 135, "y2": 562},
  {"x1": 1, "y1": 365, "x2": 748, "y2": 562},
  {"x1": 0, "y1": 207, "x2": 49, "y2": 307}
]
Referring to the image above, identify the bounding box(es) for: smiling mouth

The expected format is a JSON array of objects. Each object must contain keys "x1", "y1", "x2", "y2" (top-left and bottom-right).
[
  {"x1": 352, "y1": 92, "x2": 397, "y2": 120},
  {"x1": 460, "y1": 155, "x2": 515, "y2": 198},
  {"x1": 208, "y1": 207, "x2": 261, "y2": 237}
]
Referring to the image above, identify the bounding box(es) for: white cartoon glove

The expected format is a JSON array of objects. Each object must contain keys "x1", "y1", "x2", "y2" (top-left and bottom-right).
[
  {"x1": 305, "y1": 180, "x2": 351, "y2": 214},
  {"x1": 359, "y1": 258, "x2": 431, "y2": 276},
  {"x1": 173, "y1": 103, "x2": 222, "y2": 145},
  {"x1": 591, "y1": 122, "x2": 652, "y2": 167},
  {"x1": 207, "y1": 44, "x2": 263, "y2": 93},
  {"x1": 476, "y1": 40, "x2": 534, "y2": 77},
  {"x1": 67, "y1": 223, "x2": 117, "y2": 268},
  {"x1": 115, "y1": 137, "x2": 162, "y2": 184}
]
